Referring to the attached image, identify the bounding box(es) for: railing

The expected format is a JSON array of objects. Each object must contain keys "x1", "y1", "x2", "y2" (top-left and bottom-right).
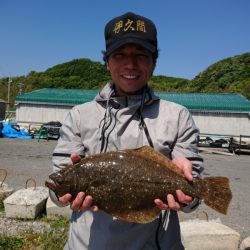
[{"x1": 198, "y1": 133, "x2": 250, "y2": 154}]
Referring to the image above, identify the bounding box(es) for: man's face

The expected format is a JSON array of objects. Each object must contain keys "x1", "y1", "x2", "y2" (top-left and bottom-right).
[{"x1": 107, "y1": 45, "x2": 154, "y2": 96}]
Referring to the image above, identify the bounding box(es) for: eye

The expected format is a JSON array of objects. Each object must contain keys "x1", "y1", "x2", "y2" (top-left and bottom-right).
[
  {"x1": 138, "y1": 54, "x2": 148, "y2": 59},
  {"x1": 137, "y1": 51, "x2": 151, "y2": 59},
  {"x1": 111, "y1": 52, "x2": 124, "y2": 60}
]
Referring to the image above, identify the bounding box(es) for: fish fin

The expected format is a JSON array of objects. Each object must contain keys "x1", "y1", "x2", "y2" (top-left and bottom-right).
[
  {"x1": 110, "y1": 207, "x2": 161, "y2": 224},
  {"x1": 131, "y1": 146, "x2": 184, "y2": 177},
  {"x1": 201, "y1": 177, "x2": 232, "y2": 215}
]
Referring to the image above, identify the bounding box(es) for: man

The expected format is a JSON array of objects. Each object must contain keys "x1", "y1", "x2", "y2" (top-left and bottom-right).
[{"x1": 50, "y1": 12, "x2": 203, "y2": 249}]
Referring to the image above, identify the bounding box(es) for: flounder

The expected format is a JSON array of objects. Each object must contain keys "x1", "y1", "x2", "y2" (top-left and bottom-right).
[{"x1": 45, "y1": 146, "x2": 232, "y2": 223}]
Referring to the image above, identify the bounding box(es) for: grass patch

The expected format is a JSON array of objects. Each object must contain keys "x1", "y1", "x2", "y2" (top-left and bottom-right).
[
  {"x1": 0, "y1": 231, "x2": 68, "y2": 250},
  {"x1": 0, "y1": 216, "x2": 70, "y2": 250},
  {"x1": 0, "y1": 236, "x2": 23, "y2": 250},
  {"x1": 39, "y1": 215, "x2": 69, "y2": 229},
  {"x1": 0, "y1": 201, "x2": 4, "y2": 212}
]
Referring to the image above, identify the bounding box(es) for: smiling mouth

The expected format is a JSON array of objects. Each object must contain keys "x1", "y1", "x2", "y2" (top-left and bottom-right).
[{"x1": 122, "y1": 74, "x2": 139, "y2": 80}]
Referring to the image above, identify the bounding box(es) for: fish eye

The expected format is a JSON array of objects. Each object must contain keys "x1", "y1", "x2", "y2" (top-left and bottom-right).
[{"x1": 57, "y1": 176, "x2": 63, "y2": 185}]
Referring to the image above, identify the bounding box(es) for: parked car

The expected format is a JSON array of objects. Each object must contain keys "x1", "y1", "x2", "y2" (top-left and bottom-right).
[
  {"x1": 228, "y1": 136, "x2": 250, "y2": 153},
  {"x1": 42, "y1": 121, "x2": 62, "y2": 139}
]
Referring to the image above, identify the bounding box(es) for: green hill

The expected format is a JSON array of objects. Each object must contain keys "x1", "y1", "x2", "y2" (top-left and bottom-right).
[
  {"x1": 0, "y1": 52, "x2": 249, "y2": 108},
  {"x1": 44, "y1": 58, "x2": 110, "y2": 89},
  {"x1": 190, "y1": 52, "x2": 250, "y2": 96}
]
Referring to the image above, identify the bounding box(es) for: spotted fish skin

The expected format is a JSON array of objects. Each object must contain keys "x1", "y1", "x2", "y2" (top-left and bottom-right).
[{"x1": 45, "y1": 146, "x2": 232, "y2": 223}]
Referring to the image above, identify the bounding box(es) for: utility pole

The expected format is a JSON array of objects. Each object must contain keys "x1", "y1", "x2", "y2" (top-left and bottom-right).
[
  {"x1": 7, "y1": 75, "x2": 12, "y2": 113},
  {"x1": 18, "y1": 82, "x2": 24, "y2": 95}
]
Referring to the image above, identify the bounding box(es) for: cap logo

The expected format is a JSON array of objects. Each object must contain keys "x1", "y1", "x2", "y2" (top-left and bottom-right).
[{"x1": 113, "y1": 19, "x2": 146, "y2": 34}]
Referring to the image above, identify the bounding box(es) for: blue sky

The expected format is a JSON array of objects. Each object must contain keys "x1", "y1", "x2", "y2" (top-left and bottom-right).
[{"x1": 1, "y1": 0, "x2": 249, "y2": 80}]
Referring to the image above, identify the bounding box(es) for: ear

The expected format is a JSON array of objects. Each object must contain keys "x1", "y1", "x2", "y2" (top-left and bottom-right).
[{"x1": 106, "y1": 62, "x2": 110, "y2": 71}]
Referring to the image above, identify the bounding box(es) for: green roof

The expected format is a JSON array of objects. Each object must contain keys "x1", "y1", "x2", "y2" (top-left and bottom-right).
[
  {"x1": 16, "y1": 88, "x2": 98, "y2": 105},
  {"x1": 16, "y1": 88, "x2": 250, "y2": 113},
  {"x1": 157, "y1": 92, "x2": 250, "y2": 112}
]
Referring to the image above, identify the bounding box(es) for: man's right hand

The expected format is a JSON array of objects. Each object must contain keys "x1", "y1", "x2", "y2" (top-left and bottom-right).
[{"x1": 59, "y1": 192, "x2": 98, "y2": 212}]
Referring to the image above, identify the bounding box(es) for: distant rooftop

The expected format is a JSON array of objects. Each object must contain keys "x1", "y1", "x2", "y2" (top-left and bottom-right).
[
  {"x1": 16, "y1": 88, "x2": 250, "y2": 113},
  {"x1": 16, "y1": 88, "x2": 98, "y2": 106},
  {"x1": 157, "y1": 92, "x2": 250, "y2": 112}
]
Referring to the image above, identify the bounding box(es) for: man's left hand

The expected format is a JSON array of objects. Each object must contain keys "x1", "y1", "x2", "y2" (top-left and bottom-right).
[{"x1": 154, "y1": 157, "x2": 193, "y2": 211}]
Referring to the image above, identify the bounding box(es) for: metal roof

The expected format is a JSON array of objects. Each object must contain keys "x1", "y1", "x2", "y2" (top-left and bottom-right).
[
  {"x1": 157, "y1": 92, "x2": 250, "y2": 112},
  {"x1": 16, "y1": 88, "x2": 250, "y2": 113},
  {"x1": 16, "y1": 88, "x2": 98, "y2": 106}
]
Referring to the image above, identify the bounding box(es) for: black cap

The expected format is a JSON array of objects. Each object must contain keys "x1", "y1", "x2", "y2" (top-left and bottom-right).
[{"x1": 105, "y1": 12, "x2": 158, "y2": 56}]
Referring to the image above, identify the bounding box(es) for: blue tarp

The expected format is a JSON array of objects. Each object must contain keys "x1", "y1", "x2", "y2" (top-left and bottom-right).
[{"x1": 1, "y1": 122, "x2": 32, "y2": 139}]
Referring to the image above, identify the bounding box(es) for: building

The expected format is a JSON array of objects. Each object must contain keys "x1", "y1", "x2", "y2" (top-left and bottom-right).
[
  {"x1": 16, "y1": 88, "x2": 250, "y2": 136},
  {"x1": 0, "y1": 99, "x2": 6, "y2": 121},
  {"x1": 16, "y1": 88, "x2": 98, "y2": 126},
  {"x1": 157, "y1": 92, "x2": 250, "y2": 136}
]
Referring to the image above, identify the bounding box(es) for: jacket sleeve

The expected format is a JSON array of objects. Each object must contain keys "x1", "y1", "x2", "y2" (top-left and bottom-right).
[
  {"x1": 171, "y1": 107, "x2": 204, "y2": 213},
  {"x1": 49, "y1": 107, "x2": 85, "y2": 205}
]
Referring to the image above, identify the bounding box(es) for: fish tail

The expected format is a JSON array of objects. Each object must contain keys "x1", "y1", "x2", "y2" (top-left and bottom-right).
[{"x1": 200, "y1": 177, "x2": 232, "y2": 215}]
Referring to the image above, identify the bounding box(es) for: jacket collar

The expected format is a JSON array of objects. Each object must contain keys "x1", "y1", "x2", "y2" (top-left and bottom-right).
[{"x1": 94, "y1": 82, "x2": 159, "y2": 108}]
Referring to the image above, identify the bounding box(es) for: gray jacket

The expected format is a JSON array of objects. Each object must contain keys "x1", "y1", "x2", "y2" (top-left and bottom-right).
[{"x1": 51, "y1": 83, "x2": 203, "y2": 250}]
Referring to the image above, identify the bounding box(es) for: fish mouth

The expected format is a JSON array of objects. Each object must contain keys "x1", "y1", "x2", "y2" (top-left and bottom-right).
[{"x1": 45, "y1": 179, "x2": 56, "y2": 191}]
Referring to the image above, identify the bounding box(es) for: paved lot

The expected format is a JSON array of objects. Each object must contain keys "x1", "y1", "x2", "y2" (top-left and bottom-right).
[{"x1": 0, "y1": 138, "x2": 249, "y2": 240}]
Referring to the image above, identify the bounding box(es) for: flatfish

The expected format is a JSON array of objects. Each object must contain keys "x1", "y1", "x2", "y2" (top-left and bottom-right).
[{"x1": 45, "y1": 146, "x2": 232, "y2": 223}]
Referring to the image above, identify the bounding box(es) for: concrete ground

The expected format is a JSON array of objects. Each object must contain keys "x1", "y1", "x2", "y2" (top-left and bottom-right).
[{"x1": 0, "y1": 138, "x2": 249, "y2": 240}]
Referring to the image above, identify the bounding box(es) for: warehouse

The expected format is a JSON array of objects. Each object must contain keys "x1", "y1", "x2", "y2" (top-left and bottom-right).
[
  {"x1": 157, "y1": 92, "x2": 250, "y2": 136},
  {"x1": 15, "y1": 88, "x2": 97, "y2": 125},
  {"x1": 15, "y1": 88, "x2": 250, "y2": 136},
  {"x1": 0, "y1": 99, "x2": 6, "y2": 121}
]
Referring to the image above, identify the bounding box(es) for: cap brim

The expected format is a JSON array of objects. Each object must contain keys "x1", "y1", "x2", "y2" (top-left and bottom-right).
[{"x1": 106, "y1": 37, "x2": 156, "y2": 56}]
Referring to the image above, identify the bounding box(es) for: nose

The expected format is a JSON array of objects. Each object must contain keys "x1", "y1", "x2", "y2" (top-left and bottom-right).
[{"x1": 124, "y1": 55, "x2": 137, "y2": 69}]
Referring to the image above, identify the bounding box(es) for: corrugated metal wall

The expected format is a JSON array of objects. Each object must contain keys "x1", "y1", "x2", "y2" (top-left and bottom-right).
[
  {"x1": 192, "y1": 112, "x2": 250, "y2": 136},
  {"x1": 16, "y1": 102, "x2": 250, "y2": 136},
  {"x1": 16, "y1": 103, "x2": 71, "y2": 124}
]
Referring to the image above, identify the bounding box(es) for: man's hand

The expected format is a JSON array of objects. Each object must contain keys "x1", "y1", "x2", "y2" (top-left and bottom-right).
[
  {"x1": 154, "y1": 157, "x2": 193, "y2": 211},
  {"x1": 59, "y1": 152, "x2": 98, "y2": 212}
]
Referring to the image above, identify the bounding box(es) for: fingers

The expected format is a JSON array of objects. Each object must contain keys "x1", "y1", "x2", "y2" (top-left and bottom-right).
[
  {"x1": 176, "y1": 189, "x2": 193, "y2": 204},
  {"x1": 154, "y1": 198, "x2": 169, "y2": 210},
  {"x1": 155, "y1": 190, "x2": 193, "y2": 212},
  {"x1": 92, "y1": 205, "x2": 99, "y2": 212},
  {"x1": 70, "y1": 192, "x2": 93, "y2": 211},
  {"x1": 167, "y1": 194, "x2": 181, "y2": 211},
  {"x1": 59, "y1": 193, "x2": 72, "y2": 205},
  {"x1": 172, "y1": 157, "x2": 193, "y2": 181},
  {"x1": 59, "y1": 192, "x2": 98, "y2": 212},
  {"x1": 71, "y1": 153, "x2": 81, "y2": 164},
  {"x1": 71, "y1": 192, "x2": 99, "y2": 212},
  {"x1": 183, "y1": 167, "x2": 193, "y2": 181},
  {"x1": 154, "y1": 195, "x2": 181, "y2": 211}
]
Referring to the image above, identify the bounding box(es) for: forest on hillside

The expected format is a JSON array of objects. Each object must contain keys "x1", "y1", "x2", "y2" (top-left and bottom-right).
[{"x1": 0, "y1": 52, "x2": 249, "y2": 108}]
